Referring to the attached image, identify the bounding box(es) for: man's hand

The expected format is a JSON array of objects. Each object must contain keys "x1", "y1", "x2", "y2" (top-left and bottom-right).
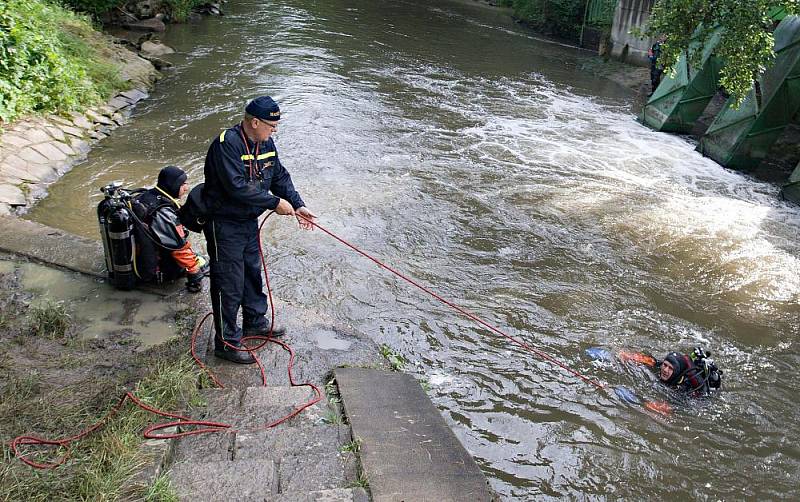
[
  {"x1": 295, "y1": 206, "x2": 316, "y2": 230},
  {"x1": 274, "y1": 198, "x2": 295, "y2": 216}
]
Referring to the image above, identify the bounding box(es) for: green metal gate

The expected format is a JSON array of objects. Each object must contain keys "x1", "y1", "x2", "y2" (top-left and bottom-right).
[
  {"x1": 641, "y1": 28, "x2": 724, "y2": 133},
  {"x1": 698, "y1": 16, "x2": 800, "y2": 171}
]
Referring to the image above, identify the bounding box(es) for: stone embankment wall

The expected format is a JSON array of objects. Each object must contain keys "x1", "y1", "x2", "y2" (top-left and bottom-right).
[
  {"x1": 610, "y1": 0, "x2": 656, "y2": 66},
  {"x1": 0, "y1": 44, "x2": 160, "y2": 216}
]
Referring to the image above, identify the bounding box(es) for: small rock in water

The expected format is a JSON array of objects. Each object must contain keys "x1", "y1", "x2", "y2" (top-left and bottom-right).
[{"x1": 141, "y1": 40, "x2": 175, "y2": 57}]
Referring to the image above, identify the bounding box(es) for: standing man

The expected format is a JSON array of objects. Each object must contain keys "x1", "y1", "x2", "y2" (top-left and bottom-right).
[
  {"x1": 203, "y1": 96, "x2": 316, "y2": 364},
  {"x1": 648, "y1": 36, "x2": 665, "y2": 96}
]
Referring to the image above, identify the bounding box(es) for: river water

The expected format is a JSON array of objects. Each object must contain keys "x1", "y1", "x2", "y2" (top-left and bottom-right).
[{"x1": 29, "y1": 0, "x2": 800, "y2": 498}]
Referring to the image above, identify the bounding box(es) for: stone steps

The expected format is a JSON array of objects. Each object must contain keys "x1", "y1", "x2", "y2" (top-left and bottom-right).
[{"x1": 168, "y1": 385, "x2": 358, "y2": 500}]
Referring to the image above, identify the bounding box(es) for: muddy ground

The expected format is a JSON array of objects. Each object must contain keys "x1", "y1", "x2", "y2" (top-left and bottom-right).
[{"x1": 0, "y1": 254, "x2": 200, "y2": 497}]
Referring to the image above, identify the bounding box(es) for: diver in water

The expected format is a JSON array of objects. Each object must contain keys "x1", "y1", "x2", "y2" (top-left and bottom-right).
[{"x1": 657, "y1": 347, "x2": 722, "y2": 396}]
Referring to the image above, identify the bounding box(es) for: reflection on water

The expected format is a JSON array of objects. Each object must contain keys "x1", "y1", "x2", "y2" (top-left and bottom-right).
[{"x1": 27, "y1": 0, "x2": 800, "y2": 498}]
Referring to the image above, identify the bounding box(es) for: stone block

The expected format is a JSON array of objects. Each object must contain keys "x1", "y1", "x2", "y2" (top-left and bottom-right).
[
  {"x1": 0, "y1": 184, "x2": 26, "y2": 205},
  {"x1": 108, "y1": 96, "x2": 132, "y2": 111},
  {"x1": 22, "y1": 163, "x2": 59, "y2": 183},
  {"x1": 277, "y1": 452, "x2": 357, "y2": 494},
  {"x1": 45, "y1": 126, "x2": 65, "y2": 142},
  {"x1": 238, "y1": 386, "x2": 322, "y2": 428},
  {"x1": 18, "y1": 147, "x2": 49, "y2": 164},
  {"x1": 121, "y1": 88, "x2": 148, "y2": 103},
  {"x1": 141, "y1": 41, "x2": 176, "y2": 57},
  {"x1": 112, "y1": 113, "x2": 128, "y2": 126},
  {"x1": 52, "y1": 141, "x2": 76, "y2": 157},
  {"x1": 49, "y1": 115, "x2": 74, "y2": 128},
  {"x1": 235, "y1": 424, "x2": 350, "y2": 461},
  {"x1": 69, "y1": 138, "x2": 90, "y2": 156},
  {"x1": 32, "y1": 142, "x2": 68, "y2": 162},
  {"x1": 0, "y1": 164, "x2": 25, "y2": 183},
  {"x1": 273, "y1": 488, "x2": 370, "y2": 502},
  {"x1": 0, "y1": 203, "x2": 11, "y2": 216},
  {"x1": 70, "y1": 113, "x2": 94, "y2": 130},
  {"x1": 0, "y1": 134, "x2": 30, "y2": 149},
  {"x1": 123, "y1": 18, "x2": 167, "y2": 32},
  {"x1": 21, "y1": 128, "x2": 51, "y2": 144},
  {"x1": 168, "y1": 459, "x2": 275, "y2": 501},
  {"x1": 85, "y1": 110, "x2": 115, "y2": 126},
  {"x1": 60, "y1": 125, "x2": 85, "y2": 138},
  {"x1": 3, "y1": 154, "x2": 31, "y2": 174},
  {"x1": 173, "y1": 432, "x2": 234, "y2": 463}
]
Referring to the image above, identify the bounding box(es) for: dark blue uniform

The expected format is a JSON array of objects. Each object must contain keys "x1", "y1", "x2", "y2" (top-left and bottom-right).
[{"x1": 203, "y1": 123, "x2": 304, "y2": 349}]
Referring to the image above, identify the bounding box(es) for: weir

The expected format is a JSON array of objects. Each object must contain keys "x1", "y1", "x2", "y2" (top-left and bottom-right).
[
  {"x1": 698, "y1": 16, "x2": 800, "y2": 171},
  {"x1": 641, "y1": 28, "x2": 723, "y2": 133}
]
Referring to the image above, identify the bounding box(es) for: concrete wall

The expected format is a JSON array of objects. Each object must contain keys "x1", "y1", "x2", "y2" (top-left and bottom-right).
[{"x1": 610, "y1": 0, "x2": 656, "y2": 66}]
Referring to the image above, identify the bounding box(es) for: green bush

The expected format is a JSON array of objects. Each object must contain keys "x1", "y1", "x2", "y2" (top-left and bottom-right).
[
  {"x1": 0, "y1": 0, "x2": 126, "y2": 123},
  {"x1": 62, "y1": 0, "x2": 125, "y2": 16},
  {"x1": 507, "y1": 0, "x2": 586, "y2": 41}
]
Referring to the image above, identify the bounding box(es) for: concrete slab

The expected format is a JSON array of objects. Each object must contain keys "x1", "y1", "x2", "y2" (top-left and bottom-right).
[
  {"x1": 0, "y1": 217, "x2": 184, "y2": 297},
  {"x1": 0, "y1": 217, "x2": 105, "y2": 277},
  {"x1": 168, "y1": 459, "x2": 275, "y2": 501},
  {"x1": 273, "y1": 488, "x2": 370, "y2": 502},
  {"x1": 335, "y1": 368, "x2": 496, "y2": 502}
]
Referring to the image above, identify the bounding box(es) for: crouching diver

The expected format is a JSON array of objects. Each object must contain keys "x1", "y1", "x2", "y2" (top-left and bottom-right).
[
  {"x1": 130, "y1": 166, "x2": 209, "y2": 292},
  {"x1": 657, "y1": 347, "x2": 723, "y2": 397}
]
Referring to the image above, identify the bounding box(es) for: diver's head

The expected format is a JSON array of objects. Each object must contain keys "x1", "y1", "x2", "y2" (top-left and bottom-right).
[
  {"x1": 659, "y1": 352, "x2": 687, "y2": 385},
  {"x1": 157, "y1": 165, "x2": 188, "y2": 199}
]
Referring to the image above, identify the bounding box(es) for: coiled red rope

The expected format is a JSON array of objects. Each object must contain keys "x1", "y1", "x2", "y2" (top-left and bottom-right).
[{"x1": 11, "y1": 212, "x2": 321, "y2": 469}]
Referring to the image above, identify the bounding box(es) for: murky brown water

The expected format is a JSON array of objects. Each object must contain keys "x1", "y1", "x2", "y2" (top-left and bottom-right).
[{"x1": 28, "y1": 0, "x2": 800, "y2": 498}]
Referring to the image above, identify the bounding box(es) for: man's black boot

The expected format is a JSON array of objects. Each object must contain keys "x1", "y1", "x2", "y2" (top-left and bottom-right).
[
  {"x1": 214, "y1": 343, "x2": 256, "y2": 364},
  {"x1": 242, "y1": 322, "x2": 287, "y2": 338}
]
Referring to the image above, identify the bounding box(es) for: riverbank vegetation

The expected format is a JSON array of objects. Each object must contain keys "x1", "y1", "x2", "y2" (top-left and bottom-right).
[
  {"x1": 0, "y1": 0, "x2": 127, "y2": 124},
  {"x1": 642, "y1": 0, "x2": 800, "y2": 104},
  {"x1": 500, "y1": 0, "x2": 617, "y2": 41}
]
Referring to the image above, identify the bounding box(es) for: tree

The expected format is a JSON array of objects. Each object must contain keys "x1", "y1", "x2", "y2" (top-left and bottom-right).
[{"x1": 643, "y1": 0, "x2": 800, "y2": 104}]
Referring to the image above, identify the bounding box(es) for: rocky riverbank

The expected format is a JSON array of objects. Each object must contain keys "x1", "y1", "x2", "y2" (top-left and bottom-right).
[
  {"x1": 0, "y1": 0, "x2": 224, "y2": 216},
  {"x1": 0, "y1": 42, "x2": 159, "y2": 216}
]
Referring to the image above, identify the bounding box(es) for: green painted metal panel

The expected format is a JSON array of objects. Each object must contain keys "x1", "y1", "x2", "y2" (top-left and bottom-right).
[
  {"x1": 587, "y1": 0, "x2": 616, "y2": 26},
  {"x1": 781, "y1": 162, "x2": 800, "y2": 203},
  {"x1": 641, "y1": 29, "x2": 724, "y2": 133},
  {"x1": 698, "y1": 16, "x2": 800, "y2": 171}
]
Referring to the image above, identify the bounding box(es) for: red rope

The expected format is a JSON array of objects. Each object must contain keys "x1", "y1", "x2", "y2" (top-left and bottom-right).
[
  {"x1": 296, "y1": 213, "x2": 606, "y2": 390},
  {"x1": 12, "y1": 209, "x2": 605, "y2": 469},
  {"x1": 11, "y1": 212, "x2": 321, "y2": 469}
]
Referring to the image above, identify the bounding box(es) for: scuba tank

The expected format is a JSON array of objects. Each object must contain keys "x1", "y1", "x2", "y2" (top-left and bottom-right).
[{"x1": 97, "y1": 182, "x2": 136, "y2": 290}]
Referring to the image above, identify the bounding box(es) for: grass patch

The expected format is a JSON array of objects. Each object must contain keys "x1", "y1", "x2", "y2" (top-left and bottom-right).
[
  {"x1": 165, "y1": 0, "x2": 208, "y2": 23},
  {"x1": 29, "y1": 300, "x2": 72, "y2": 340},
  {"x1": 379, "y1": 344, "x2": 407, "y2": 371},
  {"x1": 0, "y1": 353, "x2": 203, "y2": 501},
  {"x1": 321, "y1": 375, "x2": 344, "y2": 425},
  {"x1": 142, "y1": 471, "x2": 179, "y2": 502},
  {"x1": 340, "y1": 438, "x2": 362, "y2": 454}
]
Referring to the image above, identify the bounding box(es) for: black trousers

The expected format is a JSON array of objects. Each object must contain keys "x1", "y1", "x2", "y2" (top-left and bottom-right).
[{"x1": 204, "y1": 217, "x2": 268, "y2": 349}]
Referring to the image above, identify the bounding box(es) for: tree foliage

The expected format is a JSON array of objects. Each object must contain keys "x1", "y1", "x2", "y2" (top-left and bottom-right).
[{"x1": 643, "y1": 0, "x2": 800, "y2": 104}]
